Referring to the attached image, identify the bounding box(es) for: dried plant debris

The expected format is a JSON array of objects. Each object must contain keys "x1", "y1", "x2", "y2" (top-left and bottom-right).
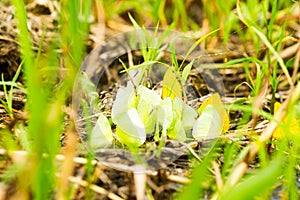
[{"x1": 0, "y1": 1, "x2": 59, "y2": 81}]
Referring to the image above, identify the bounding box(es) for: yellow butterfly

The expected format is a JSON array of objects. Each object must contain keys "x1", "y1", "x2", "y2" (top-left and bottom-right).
[
  {"x1": 162, "y1": 68, "x2": 182, "y2": 100},
  {"x1": 197, "y1": 93, "x2": 230, "y2": 133},
  {"x1": 192, "y1": 93, "x2": 229, "y2": 139},
  {"x1": 273, "y1": 102, "x2": 299, "y2": 139}
]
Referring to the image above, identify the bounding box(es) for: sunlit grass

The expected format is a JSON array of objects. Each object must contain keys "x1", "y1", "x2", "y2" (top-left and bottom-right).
[
  {"x1": 0, "y1": 0, "x2": 299, "y2": 199},
  {"x1": 5, "y1": 0, "x2": 91, "y2": 198}
]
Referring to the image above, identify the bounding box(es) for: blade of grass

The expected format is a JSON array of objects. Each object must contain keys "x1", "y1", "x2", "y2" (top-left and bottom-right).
[
  {"x1": 220, "y1": 157, "x2": 284, "y2": 200},
  {"x1": 178, "y1": 28, "x2": 220, "y2": 70},
  {"x1": 236, "y1": 0, "x2": 293, "y2": 87},
  {"x1": 11, "y1": 0, "x2": 91, "y2": 199},
  {"x1": 0, "y1": 61, "x2": 24, "y2": 117},
  {"x1": 175, "y1": 146, "x2": 218, "y2": 200}
]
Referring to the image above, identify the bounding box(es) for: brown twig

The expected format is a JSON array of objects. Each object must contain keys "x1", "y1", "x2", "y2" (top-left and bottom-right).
[
  {"x1": 249, "y1": 76, "x2": 269, "y2": 128},
  {"x1": 68, "y1": 176, "x2": 124, "y2": 200},
  {"x1": 292, "y1": 40, "x2": 300, "y2": 83},
  {"x1": 56, "y1": 114, "x2": 78, "y2": 200},
  {"x1": 212, "y1": 161, "x2": 223, "y2": 191},
  {"x1": 166, "y1": 174, "x2": 190, "y2": 184}
]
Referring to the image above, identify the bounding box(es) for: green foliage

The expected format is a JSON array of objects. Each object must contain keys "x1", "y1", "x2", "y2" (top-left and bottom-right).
[
  {"x1": 0, "y1": 62, "x2": 24, "y2": 118},
  {"x1": 220, "y1": 157, "x2": 284, "y2": 200},
  {"x1": 175, "y1": 144, "x2": 219, "y2": 200},
  {"x1": 102, "y1": 0, "x2": 195, "y2": 30},
  {"x1": 7, "y1": 0, "x2": 91, "y2": 198},
  {"x1": 1, "y1": 0, "x2": 299, "y2": 199}
]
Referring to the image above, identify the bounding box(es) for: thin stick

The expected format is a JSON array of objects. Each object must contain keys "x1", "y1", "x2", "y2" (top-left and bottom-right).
[
  {"x1": 292, "y1": 40, "x2": 300, "y2": 83},
  {"x1": 68, "y1": 176, "x2": 124, "y2": 200},
  {"x1": 133, "y1": 165, "x2": 147, "y2": 200},
  {"x1": 166, "y1": 174, "x2": 190, "y2": 184},
  {"x1": 212, "y1": 161, "x2": 223, "y2": 190}
]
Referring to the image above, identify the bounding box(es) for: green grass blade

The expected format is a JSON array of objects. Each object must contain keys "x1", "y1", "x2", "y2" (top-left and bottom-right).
[
  {"x1": 236, "y1": 0, "x2": 293, "y2": 87},
  {"x1": 220, "y1": 157, "x2": 284, "y2": 200},
  {"x1": 179, "y1": 28, "x2": 220, "y2": 70},
  {"x1": 175, "y1": 146, "x2": 218, "y2": 200}
]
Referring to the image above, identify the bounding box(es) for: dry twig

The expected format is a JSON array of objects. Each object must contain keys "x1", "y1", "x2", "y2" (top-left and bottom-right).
[{"x1": 68, "y1": 176, "x2": 124, "y2": 200}]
